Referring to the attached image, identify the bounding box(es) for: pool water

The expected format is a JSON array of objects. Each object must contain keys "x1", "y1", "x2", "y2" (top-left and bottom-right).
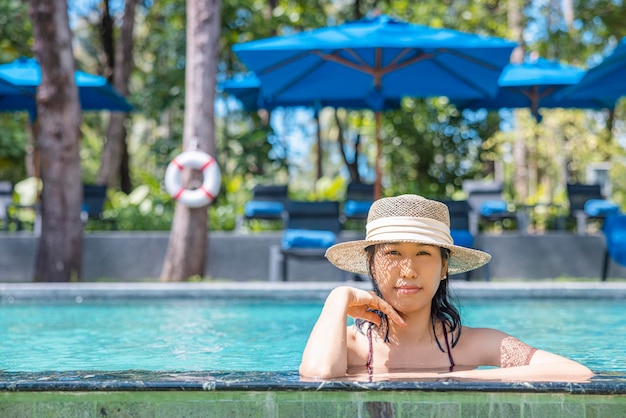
[{"x1": 1, "y1": 298, "x2": 623, "y2": 373}]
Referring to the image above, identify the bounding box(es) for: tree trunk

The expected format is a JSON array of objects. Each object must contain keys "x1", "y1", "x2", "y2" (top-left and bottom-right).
[
  {"x1": 161, "y1": 0, "x2": 220, "y2": 281},
  {"x1": 29, "y1": 0, "x2": 83, "y2": 282},
  {"x1": 508, "y1": 0, "x2": 528, "y2": 202},
  {"x1": 334, "y1": 110, "x2": 360, "y2": 183},
  {"x1": 97, "y1": 0, "x2": 137, "y2": 192}
]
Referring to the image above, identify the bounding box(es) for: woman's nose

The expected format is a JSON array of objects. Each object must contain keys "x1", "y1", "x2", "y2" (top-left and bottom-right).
[{"x1": 399, "y1": 258, "x2": 417, "y2": 279}]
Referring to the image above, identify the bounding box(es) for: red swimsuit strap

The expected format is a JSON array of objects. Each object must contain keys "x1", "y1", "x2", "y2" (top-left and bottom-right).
[{"x1": 443, "y1": 326, "x2": 455, "y2": 372}]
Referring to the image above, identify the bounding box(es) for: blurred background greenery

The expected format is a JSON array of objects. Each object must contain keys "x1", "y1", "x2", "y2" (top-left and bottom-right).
[{"x1": 1, "y1": 0, "x2": 624, "y2": 232}]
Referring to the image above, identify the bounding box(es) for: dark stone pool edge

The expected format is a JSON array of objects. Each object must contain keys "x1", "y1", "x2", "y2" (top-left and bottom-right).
[{"x1": 1, "y1": 371, "x2": 625, "y2": 394}]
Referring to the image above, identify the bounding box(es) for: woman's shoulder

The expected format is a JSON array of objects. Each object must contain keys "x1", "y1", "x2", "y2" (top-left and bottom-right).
[
  {"x1": 457, "y1": 326, "x2": 512, "y2": 351},
  {"x1": 456, "y1": 326, "x2": 511, "y2": 366}
]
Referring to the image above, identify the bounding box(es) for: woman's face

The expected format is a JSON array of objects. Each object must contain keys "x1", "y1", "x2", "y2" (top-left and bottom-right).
[{"x1": 372, "y1": 242, "x2": 447, "y2": 315}]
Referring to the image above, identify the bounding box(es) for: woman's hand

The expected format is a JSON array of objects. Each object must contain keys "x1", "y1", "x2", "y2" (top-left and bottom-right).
[{"x1": 338, "y1": 286, "x2": 406, "y2": 327}]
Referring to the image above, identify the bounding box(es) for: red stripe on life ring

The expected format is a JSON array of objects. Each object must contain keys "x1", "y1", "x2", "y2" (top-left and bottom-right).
[
  {"x1": 200, "y1": 158, "x2": 215, "y2": 171},
  {"x1": 172, "y1": 158, "x2": 184, "y2": 171},
  {"x1": 173, "y1": 188, "x2": 185, "y2": 200},
  {"x1": 200, "y1": 187, "x2": 215, "y2": 201}
]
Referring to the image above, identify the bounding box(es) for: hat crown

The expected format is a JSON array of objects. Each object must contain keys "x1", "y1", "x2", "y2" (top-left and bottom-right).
[{"x1": 367, "y1": 194, "x2": 450, "y2": 227}]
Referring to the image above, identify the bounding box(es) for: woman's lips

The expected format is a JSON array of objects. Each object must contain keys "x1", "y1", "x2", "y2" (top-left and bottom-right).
[{"x1": 395, "y1": 286, "x2": 421, "y2": 294}]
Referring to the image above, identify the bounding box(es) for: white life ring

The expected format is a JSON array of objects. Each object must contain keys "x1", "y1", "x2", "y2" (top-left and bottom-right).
[{"x1": 164, "y1": 150, "x2": 221, "y2": 208}]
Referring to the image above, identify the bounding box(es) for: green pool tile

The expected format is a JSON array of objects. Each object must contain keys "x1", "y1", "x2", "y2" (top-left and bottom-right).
[
  {"x1": 0, "y1": 402, "x2": 33, "y2": 418},
  {"x1": 95, "y1": 401, "x2": 155, "y2": 418},
  {"x1": 521, "y1": 401, "x2": 585, "y2": 418},
  {"x1": 278, "y1": 400, "x2": 341, "y2": 418},
  {"x1": 336, "y1": 401, "x2": 360, "y2": 417},
  {"x1": 399, "y1": 401, "x2": 459, "y2": 418},
  {"x1": 157, "y1": 400, "x2": 266, "y2": 418},
  {"x1": 461, "y1": 401, "x2": 521, "y2": 418},
  {"x1": 363, "y1": 401, "x2": 396, "y2": 418},
  {"x1": 32, "y1": 401, "x2": 94, "y2": 418},
  {"x1": 585, "y1": 402, "x2": 626, "y2": 418}
]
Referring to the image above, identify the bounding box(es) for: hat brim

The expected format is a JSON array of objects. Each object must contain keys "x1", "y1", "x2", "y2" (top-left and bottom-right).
[{"x1": 325, "y1": 239, "x2": 491, "y2": 275}]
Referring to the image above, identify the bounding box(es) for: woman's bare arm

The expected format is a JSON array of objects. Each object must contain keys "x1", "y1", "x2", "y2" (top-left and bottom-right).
[
  {"x1": 448, "y1": 328, "x2": 594, "y2": 382},
  {"x1": 299, "y1": 286, "x2": 405, "y2": 378}
]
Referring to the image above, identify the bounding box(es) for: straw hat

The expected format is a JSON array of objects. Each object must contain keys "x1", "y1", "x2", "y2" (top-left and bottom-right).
[{"x1": 325, "y1": 194, "x2": 491, "y2": 275}]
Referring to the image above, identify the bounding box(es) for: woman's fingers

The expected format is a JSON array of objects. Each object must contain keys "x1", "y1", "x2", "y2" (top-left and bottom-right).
[
  {"x1": 348, "y1": 290, "x2": 406, "y2": 327},
  {"x1": 374, "y1": 298, "x2": 406, "y2": 327}
]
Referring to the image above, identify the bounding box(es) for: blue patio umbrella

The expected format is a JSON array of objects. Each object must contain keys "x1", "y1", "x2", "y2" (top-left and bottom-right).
[
  {"x1": 0, "y1": 75, "x2": 27, "y2": 95},
  {"x1": 232, "y1": 14, "x2": 516, "y2": 198},
  {"x1": 0, "y1": 57, "x2": 132, "y2": 119},
  {"x1": 452, "y1": 57, "x2": 615, "y2": 122},
  {"x1": 558, "y1": 37, "x2": 626, "y2": 104},
  {"x1": 221, "y1": 74, "x2": 402, "y2": 111}
]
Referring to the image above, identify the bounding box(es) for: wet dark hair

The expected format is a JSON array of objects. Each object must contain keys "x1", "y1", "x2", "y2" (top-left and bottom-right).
[{"x1": 355, "y1": 245, "x2": 462, "y2": 351}]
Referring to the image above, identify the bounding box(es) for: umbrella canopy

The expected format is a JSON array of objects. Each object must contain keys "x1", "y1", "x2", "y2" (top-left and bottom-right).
[
  {"x1": 232, "y1": 14, "x2": 517, "y2": 198},
  {"x1": 558, "y1": 37, "x2": 626, "y2": 104},
  {"x1": 0, "y1": 57, "x2": 132, "y2": 119},
  {"x1": 221, "y1": 74, "x2": 403, "y2": 111},
  {"x1": 452, "y1": 57, "x2": 615, "y2": 121},
  {"x1": 0, "y1": 75, "x2": 26, "y2": 95}
]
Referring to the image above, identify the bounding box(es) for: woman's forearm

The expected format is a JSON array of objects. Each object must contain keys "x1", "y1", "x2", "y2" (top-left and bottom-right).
[{"x1": 299, "y1": 287, "x2": 352, "y2": 378}]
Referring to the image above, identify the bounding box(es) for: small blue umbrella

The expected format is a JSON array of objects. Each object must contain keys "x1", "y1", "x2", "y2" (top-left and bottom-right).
[
  {"x1": 233, "y1": 15, "x2": 517, "y2": 197},
  {"x1": 0, "y1": 57, "x2": 132, "y2": 119},
  {"x1": 558, "y1": 38, "x2": 626, "y2": 104},
  {"x1": 452, "y1": 57, "x2": 614, "y2": 122}
]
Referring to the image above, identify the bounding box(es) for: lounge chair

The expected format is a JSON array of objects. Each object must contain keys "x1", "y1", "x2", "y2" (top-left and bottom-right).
[
  {"x1": 566, "y1": 183, "x2": 620, "y2": 235},
  {"x1": 82, "y1": 184, "x2": 116, "y2": 229},
  {"x1": 601, "y1": 214, "x2": 626, "y2": 281},
  {"x1": 82, "y1": 184, "x2": 107, "y2": 220},
  {"x1": 462, "y1": 180, "x2": 521, "y2": 235},
  {"x1": 342, "y1": 182, "x2": 374, "y2": 221},
  {"x1": 268, "y1": 200, "x2": 342, "y2": 281},
  {"x1": 0, "y1": 181, "x2": 13, "y2": 230},
  {"x1": 238, "y1": 184, "x2": 288, "y2": 231},
  {"x1": 441, "y1": 199, "x2": 490, "y2": 281}
]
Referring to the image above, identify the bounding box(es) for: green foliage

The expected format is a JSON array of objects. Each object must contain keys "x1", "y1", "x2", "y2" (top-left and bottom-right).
[
  {"x1": 98, "y1": 173, "x2": 175, "y2": 231},
  {"x1": 380, "y1": 99, "x2": 500, "y2": 199},
  {"x1": 0, "y1": 0, "x2": 32, "y2": 60},
  {"x1": 5, "y1": 0, "x2": 626, "y2": 234},
  {"x1": 0, "y1": 114, "x2": 28, "y2": 183}
]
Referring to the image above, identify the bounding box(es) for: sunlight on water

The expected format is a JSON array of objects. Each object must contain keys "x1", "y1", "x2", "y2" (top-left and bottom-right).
[{"x1": 1, "y1": 298, "x2": 623, "y2": 372}]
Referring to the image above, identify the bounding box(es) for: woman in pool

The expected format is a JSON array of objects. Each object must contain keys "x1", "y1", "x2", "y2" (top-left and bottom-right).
[{"x1": 299, "y1": 194, "x2": 593, "y2": 381}]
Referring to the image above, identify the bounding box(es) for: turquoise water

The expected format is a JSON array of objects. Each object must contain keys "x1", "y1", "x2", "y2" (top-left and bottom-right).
[{"x1": 1, "y1": 298, "x2": 623, "y2": 372}]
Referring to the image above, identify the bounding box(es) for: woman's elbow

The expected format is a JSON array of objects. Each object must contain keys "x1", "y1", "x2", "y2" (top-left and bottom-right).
[
  {"x1": 299, "y1": 362, "x2": 345, "y2": 379},
  {"x1": 567, "y1": 362, "x2": 595, "y2": 379}
]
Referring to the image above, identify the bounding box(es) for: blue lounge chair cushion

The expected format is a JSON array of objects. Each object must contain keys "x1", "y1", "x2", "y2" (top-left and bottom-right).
[
  {"x1": 281, "y1": 228, "x2": 336, "y2": 250},
  {"x1": 479, "y1": 200, "x2": 508, "y2": 216},
  {"x1": 344, "y1": 200, "x2": 373, "y2": 217},
  {"x1": 584, "y1": 199, "x2": 620, "y2": 217},
  {"x1": 451, "y1": 229, "x2": 474, "y2": 248},
  {"x1": 244, "y1": 201, "x2": 284, "y2": 218}
]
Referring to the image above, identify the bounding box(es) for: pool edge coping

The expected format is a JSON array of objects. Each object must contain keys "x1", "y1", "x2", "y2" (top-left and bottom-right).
[{"x1": 2, "y1": 281, "x2": 626, "y2": 300}]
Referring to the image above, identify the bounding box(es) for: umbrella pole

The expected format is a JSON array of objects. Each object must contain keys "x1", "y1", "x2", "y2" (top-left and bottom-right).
[{"x1": 374, "y1": 112, "x2": 382, "y2": 200}]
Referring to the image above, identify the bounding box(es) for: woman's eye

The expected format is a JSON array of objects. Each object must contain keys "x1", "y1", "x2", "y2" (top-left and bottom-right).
[
  {"x1": 385, "y1": 249, "x2": 400, "y2": 255},
  {"x1": 417, "y1": 251, "x2": 431, "y2": 256}
]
